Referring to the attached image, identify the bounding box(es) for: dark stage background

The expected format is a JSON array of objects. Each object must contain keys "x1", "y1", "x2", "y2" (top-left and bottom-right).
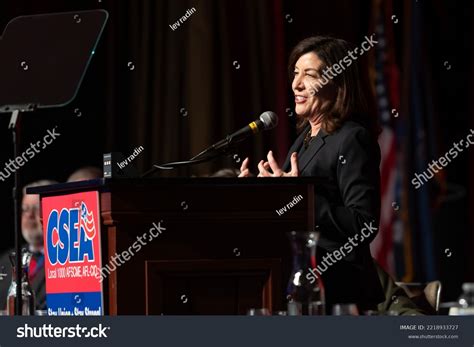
[{"x1": 0, "y1": 0, "x2": 472, "y2": 302}]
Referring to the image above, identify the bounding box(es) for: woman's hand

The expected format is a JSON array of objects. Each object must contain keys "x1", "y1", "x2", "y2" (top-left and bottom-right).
[
  {"x1": 238, "y1": 157, "x2": 252, "y2": 177},
  {"x1": 238, "y1": 151, "x2": 299, "y2": 177},
  {"x1": 258, "y1": 151, "x2": 299, "y2": 177}
]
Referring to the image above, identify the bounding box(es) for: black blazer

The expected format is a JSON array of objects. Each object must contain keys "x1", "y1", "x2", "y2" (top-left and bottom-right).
[{"x1": 282, "y1": 120, "x2": 385, "y2": 310}]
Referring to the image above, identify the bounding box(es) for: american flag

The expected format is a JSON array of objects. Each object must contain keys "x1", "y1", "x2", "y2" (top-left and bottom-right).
[{"x1": 368, "y1": 0, "x2": 404, "y2": 277}]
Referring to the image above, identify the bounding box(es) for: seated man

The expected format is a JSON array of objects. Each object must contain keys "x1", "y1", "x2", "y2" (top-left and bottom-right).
[
  {"x1": 67, "y1": 166, "x2": 102, "y2": 182},
  {"x1": 0, "y1": 179, "x2": 57, "y2": 311}
]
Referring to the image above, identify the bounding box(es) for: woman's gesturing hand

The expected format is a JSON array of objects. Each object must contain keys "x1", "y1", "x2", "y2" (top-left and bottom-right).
[
  {"x1": 258, "y1": 151, "x2": 299, "y2": 177},
  {"x1": 238, "y1": 157, "x2": 252, "y2": 177},
  {"x1": 238, "y1": 151, "x2": 299, "y2": 177}
]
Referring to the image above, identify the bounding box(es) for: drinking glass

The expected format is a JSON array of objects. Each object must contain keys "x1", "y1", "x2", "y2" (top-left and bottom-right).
[
  {"x1": 332, "y1": 303, "x2": 359, "y2": 316},
  {"x1": 247, "y1": 308, "x2": 271, "y2": 316}
]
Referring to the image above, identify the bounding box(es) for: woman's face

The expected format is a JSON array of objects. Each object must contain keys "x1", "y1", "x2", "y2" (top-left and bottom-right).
[{"x1": 292, "y1": 52, "x2": 336, "y2": 121}]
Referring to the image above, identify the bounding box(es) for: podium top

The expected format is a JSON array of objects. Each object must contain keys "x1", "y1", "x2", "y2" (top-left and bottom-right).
[{"x1": 26, "y1": 177, "x2": 326, "y2": 196}]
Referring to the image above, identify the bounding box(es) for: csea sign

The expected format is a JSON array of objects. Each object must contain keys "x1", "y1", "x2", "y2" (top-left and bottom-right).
[{"x1": 42, "y1": 191, "x2": 103, "y2": 316}]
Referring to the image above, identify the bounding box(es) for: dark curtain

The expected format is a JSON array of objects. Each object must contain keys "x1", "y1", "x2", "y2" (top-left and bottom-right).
[{"x1": 101, "y1": 0, "x2": 290, "y2": 176}]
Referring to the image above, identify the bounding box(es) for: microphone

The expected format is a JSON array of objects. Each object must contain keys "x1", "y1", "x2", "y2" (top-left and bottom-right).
[
  {"x1": 192, "y1": 111, "x2": 278, "y2": 160},
  {"x1": 141, "y1": 112, "x2": 278, "y2": 176}
]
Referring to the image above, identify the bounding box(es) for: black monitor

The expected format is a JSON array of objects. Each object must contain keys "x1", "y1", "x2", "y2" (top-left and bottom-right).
[{"x1": 0, "y1": 10, "x2": 108, "y2": 112}]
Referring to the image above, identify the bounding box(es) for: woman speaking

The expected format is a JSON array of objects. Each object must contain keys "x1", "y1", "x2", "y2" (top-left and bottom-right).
[{"x1": 239, "y1": 36, "x2": 385, "y2": 312}]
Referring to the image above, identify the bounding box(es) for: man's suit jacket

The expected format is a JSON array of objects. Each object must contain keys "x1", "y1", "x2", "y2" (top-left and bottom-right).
[{"x1": 282, "y1": 120, "x2": 385, "y2": 310}]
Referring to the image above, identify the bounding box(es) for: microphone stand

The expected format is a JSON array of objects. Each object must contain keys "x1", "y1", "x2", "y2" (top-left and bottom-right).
[
  {"x1": 9, "y1": 110, "x2": 23, "y2": 316},
  {"x1": 6, "y1": 107, "x2": 36, "y2": 315},
  {"x1": 141, "y1": 142, "x2": 236, "y2": 178},
  {"x1": 189, "y1": 135, "x2": 234, "y2": 161}
]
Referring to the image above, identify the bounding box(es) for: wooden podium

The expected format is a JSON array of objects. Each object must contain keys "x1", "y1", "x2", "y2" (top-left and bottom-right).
[{"x1": 28, "y1": 177, "x2": 318, "y2": 315}]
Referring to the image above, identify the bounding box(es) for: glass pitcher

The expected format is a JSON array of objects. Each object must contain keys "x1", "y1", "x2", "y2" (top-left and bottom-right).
[
  {"x1": 6, "y1": 249, "x2": 36, "y2": 316},
  {"x1": 286, "y1": 231, "x2": 325, "y2": 315}
]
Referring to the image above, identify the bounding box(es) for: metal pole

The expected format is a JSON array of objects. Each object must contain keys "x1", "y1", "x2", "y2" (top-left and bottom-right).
[{"x1": 9, "y1": 110, "x2": 22, "y2": 315}]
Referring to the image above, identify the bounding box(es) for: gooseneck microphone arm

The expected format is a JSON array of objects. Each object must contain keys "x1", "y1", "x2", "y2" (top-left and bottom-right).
[
  {"x1": 141, "y1": 111, "x2": 278, "y2": 178},
  {"x1": 190, "y1": 134, "x2": 233, "y2": 161},
  {"x1": 141, "y1": 150, "x2": 223, "y2": 178},
  {"x1": 141, "y1": 138, "x2": 237, "y2": 178}
]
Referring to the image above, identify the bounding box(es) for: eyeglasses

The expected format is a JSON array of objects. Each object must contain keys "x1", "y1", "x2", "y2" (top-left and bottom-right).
[{"x1": 21, "y1": 204, "x2": 40, "y2": 214}]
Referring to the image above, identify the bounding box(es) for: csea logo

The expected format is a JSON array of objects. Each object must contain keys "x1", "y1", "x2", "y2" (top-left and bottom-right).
[{"x1": 47, "y1": 202, "x2": 96, "y2": 265}]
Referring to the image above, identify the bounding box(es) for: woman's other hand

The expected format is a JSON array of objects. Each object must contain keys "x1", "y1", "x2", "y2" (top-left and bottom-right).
[
  {"x1": 257, "y1": 151, "x2": 299, "y2": 177},
  {"x1": 238, "y1": 157, "x2": 252, "y2": 177}
]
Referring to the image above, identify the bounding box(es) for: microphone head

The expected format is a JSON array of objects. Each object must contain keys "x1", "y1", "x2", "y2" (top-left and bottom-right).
[{"x1": 259, "y1": 111, "x2": 278, "y2": 130}]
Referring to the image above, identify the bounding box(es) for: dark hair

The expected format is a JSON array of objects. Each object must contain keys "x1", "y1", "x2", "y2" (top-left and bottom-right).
[{"x1": 288, "y1": 36, "x2": 380, "y2": 138}]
